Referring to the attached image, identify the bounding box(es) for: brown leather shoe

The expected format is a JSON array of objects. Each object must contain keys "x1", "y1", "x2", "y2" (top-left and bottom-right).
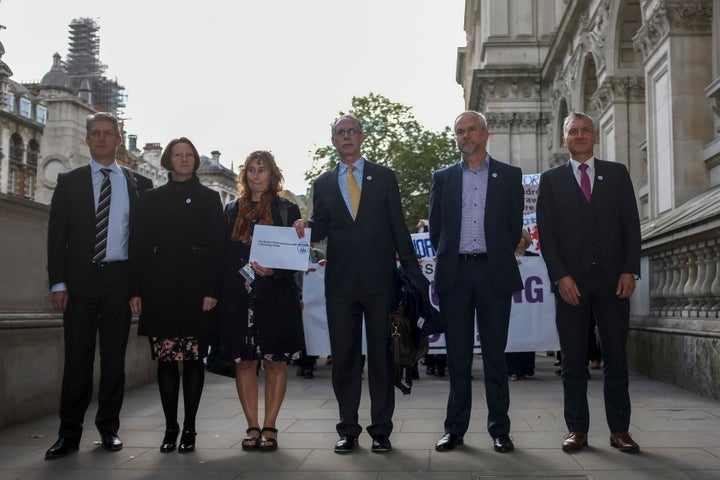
[
  {"x1": 609, "y1": 432, "x2": 640, "y2": 453},
  {"x1": 561, "y1": 432, "x2": 588, "y2": 452}
]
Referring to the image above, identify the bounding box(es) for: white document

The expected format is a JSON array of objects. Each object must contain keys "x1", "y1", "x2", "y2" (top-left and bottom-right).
[{"x1": 249, "y1": 225, "x2": 311, "y2": 271}]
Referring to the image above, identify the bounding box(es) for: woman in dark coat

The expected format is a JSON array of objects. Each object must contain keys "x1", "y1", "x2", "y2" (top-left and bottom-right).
[
  {"x1": 505, "y1": 229, "x2": 537, "y2": 380},
  {"x1": 129, "y1": 137, "x2": 224, "y2": 454},
  {"x1": 218, "y1": 150, "x2": 304, "y2": 451}
]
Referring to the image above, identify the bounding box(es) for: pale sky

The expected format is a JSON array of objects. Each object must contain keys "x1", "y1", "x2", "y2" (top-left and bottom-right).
[{"x1": 1, "y1": 0, "x2": 466, "y2": 194}]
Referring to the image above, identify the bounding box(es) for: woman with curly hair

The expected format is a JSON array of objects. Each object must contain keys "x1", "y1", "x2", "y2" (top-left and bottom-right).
[{"x1": 217, "y1": 150, "x2": 305, "y2": 451}]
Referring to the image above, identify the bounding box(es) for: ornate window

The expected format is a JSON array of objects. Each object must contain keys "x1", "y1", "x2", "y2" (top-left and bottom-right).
[
  {"x1": 5, "y1": 92, "x2": 15, "y2": 112},
  {"x1": 19, "y1": 98, "x2": 31, "y2": 118},
  {"x1": 36, "y1": 105, "x2": 47, "y2": 124}
]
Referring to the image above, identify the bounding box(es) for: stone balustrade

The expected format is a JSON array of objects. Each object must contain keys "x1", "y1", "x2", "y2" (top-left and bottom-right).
[{"x1": 649, "y1": 238, "x2": 720, "y2": 317}]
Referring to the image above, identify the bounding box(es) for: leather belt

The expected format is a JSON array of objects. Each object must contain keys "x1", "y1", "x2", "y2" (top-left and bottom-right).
[
  {"x1": 94, "y1": 260, "x2": 128, "y2": 267},
  {"x1": 458, "y1": 253, "x2": 487, "y2": 261}
]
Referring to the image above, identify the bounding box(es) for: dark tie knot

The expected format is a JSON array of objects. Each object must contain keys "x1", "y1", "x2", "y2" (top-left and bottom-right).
[
  {"x1": 100, "y1": 168, "x2": 112, "y2": 178},
  {"x1": 579, "y1": 163, "x2": 588, "y2": 172}
]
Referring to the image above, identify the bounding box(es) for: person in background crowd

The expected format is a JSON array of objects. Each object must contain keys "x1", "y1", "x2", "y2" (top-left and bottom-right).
[
  {"x1": 296, "y1": 243, "x2": 327, "y2": 379},
  {"x1": 417, "y1": 219, "x2": 447, "y2": 378},
  {"x1": 505, "y1": 229, "x2": 537, "y2": 381},
  {"x1": 536, "y1": 112, "x2": 641, "y2": 454},
  {"x1": 45, "y1": 112, "x2": 152, "y2": 459}
]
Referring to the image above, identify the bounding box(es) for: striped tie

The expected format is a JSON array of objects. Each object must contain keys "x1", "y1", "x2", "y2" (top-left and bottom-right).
[
  {"x1": 347, "y1": 164, "x2": 360, "y2": 218},
  {"x1": 93, "y1": 168, "x2": 112, "y2": 263}
]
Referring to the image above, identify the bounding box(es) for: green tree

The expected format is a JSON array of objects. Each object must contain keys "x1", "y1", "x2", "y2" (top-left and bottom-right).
[{"x1": 305, "y1": 93, "x2": 457, "y2": 229}]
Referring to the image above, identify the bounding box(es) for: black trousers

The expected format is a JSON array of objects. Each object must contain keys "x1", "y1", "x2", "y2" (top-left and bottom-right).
[
  {"x1": 555, "y1": 267, "x2": 631, "y2": 433},
  {"x1": 326, "y1": 292, "x2": 396, "y2": 438},
  {"x1": 58, "y1": 262, "x2": 131, "y2": 441},
  {"x1": 439, "y1": 258, "x2": 512, "y2": 438}
]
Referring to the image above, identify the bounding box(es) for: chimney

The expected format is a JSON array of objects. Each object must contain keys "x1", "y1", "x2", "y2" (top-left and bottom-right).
[
  {"x1": 142, "y1": 142, "x2": 163, "y2": 169},
  {"x1": 78, "y1": 78, "x2": 92, "y2": 104},
  {"x1": 128, "y1": 134, "x2": 137, "y2": 152},
  {"x1": 211, "y1": 150, "x2": 221, "y2": 163}
]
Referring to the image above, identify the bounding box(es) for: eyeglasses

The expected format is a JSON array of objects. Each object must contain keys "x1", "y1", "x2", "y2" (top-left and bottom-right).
[{"x1": 334, "y1": 128, "x2": 361, "y2": 137}]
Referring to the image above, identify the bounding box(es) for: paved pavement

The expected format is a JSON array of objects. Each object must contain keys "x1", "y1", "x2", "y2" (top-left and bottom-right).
[{"x1": 1, "y1": 354, "x2": 720, "y2": 480}]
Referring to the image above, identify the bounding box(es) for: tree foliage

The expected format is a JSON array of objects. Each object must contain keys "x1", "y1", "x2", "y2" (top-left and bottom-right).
[{"x1": 305, "y1": 93, "x2": 458, "y2": 229}]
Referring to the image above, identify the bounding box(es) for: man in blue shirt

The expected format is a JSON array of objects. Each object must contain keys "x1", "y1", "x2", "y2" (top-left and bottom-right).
[
  {"x1": 429, "y1": 111, "x2": 524, "y2": 453},
  {"x1": 45, "y1": 112, "x2": 152, "y2": 459}
]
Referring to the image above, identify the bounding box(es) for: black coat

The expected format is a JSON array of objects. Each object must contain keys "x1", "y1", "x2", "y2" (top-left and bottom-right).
[
  {"x1": 429, "y1": 157, "x2": 524, "y2": 296},
  {"x1": 130, "y1": 175, "x2": 224, "y2": 337},
  {"x1": 217, "y1": 196, "x2": 305, "y2": 358},
  {"x1": 47, "y1": 164, "x2": 152, "y2": 294},
  {"x1": 310, "y1": 160, "x2": 420, "y2": 297},
  {"x1": 536, "y1": 159, "x2": 641, "y2": 290}
]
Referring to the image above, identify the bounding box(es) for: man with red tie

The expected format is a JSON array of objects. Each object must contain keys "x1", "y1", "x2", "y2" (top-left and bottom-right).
[{"x1": 536, "y1": 112, "x2": 641, "y2": 454}]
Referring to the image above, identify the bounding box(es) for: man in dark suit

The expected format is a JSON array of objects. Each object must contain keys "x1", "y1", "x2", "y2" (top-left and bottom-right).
[
  {"x1": 429, "y1": 111, "x2": 524, "y2": 453},
  {"x1": 293, "y1": 114, "x2": 420, "y2": 454},
  {"x1": 536, "y1": 112, "x2": 641, "y2": 454},
  {"x1": 45, "y1": 112, "x2": 152, "y2": 459}
]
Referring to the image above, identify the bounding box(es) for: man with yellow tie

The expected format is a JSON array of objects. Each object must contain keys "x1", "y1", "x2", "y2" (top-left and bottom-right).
[{"x1": 293, "y1": 114, "x2": 420, "y2": 454}]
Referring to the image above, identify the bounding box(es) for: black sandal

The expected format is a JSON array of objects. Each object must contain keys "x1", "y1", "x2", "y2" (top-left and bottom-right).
[
  {"x1": 242, "y1": 427, "x2": 261, "y2": 451},
  {"x1": 259, "y1": 427, "x2": 278, "y2": 451}
]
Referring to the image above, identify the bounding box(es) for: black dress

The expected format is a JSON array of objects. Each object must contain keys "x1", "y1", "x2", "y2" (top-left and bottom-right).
[
  {"x1": 129, "y1": 175, "x2": 224, "y2": 361},
  {"x1": 217, "y1": 197, "x2": 305, "y2": 362}
]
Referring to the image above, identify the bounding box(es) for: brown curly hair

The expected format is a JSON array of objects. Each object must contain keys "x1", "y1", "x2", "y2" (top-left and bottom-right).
[{"x1": 231, "y1": 150, "x2": 285, "y2": 243}]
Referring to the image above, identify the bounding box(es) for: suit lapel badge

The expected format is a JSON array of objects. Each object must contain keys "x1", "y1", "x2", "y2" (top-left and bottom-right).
[
  {"x1": 597, "y1": 175, "x2": 603, "y2": 180},
  {"x1": 491, "y1": 173, "x2": 498, "y2": 178},
  {"x1": 366, "y1": 175, "x2": 372, "y2": 181}
]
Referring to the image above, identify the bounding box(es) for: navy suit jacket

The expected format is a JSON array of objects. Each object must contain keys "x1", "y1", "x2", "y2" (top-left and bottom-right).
[
  {"x1": 536, "y1": 159, "x2": 641, "y2": 290},
  {"x1": 429, "y1": 157, "x2": 524, "y2": 296},
  {"x1": 309, "y1": 160, "x2": 419, "y2": 297},
  {"x1": 47, "y1": 164, "x2": 153, "y2": 295}
]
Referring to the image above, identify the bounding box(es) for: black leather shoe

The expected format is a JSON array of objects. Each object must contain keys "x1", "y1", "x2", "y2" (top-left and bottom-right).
[
  {"x1": 334, "y1": 435, "x2": 358, "y2": 453},
  {"x1": 99, "y1": 432, "x2": 123, "y2": 451},
  {"x1": 160, "y1": 429, "x2": 179, "y2": 453},
  {"x1": 178, "y1": 430, "x2": 196, "y2": 453},
  {"x1": 45, "y1": 437, "x2": 79, "y2": 459},
  {"x1": 371, "y1": 435, "x2": 392, "y2": 453},
  {"x1": 435, "y1": 433, "x2": 463, "y2": 451},
  {"x1": 493, "y1": 434, "x2": 514, "y2": 453}
]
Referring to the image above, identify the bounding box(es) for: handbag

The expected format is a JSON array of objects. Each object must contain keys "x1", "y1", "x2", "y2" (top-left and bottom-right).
[
  {"x1": 205, "y1": 342, "x2": 236, "y2": 378},
  {"x1": 388, "y1": 301, "x2": 429, "y2": 395}
]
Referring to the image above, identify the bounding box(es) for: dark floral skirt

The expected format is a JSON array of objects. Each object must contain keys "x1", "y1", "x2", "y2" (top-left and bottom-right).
[
  {"x1": 232, "y1": 281, "x2": 302, "y2": 364},
  {"x1": 233, "y1": 322, "x2": 301, "y2": 363},
  {"x1": 149, "y1": 336, "x2": 209, "y2": 362}
]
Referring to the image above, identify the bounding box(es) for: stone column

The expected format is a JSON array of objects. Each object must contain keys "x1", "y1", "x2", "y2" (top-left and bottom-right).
[{"x1": 634, "y1": 0, "x2": 714, "y2": 212}]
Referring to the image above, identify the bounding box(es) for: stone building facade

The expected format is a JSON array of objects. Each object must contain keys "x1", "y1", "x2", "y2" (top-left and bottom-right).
[
  {"x1": 457, "y1": 0, "x2": 720, "y2": 398},
  {"x1": 0, "y1": 45, "x2": 46, "y2": 202},
  {"x1": 0, "y1": 32, "x2": 237, "y2": 425}
]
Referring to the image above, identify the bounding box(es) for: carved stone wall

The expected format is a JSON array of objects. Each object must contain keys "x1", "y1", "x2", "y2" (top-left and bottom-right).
[{"x1": 460, "y1": 0, "x2": 720, "y2": 399}]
